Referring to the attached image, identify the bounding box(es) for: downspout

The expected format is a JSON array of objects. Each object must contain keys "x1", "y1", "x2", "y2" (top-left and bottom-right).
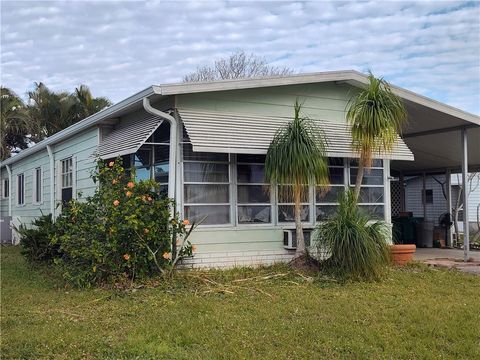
[
  {"x1": 142, "y1": 97, "x2": 177, "y2": 202},
  {"x1": 143, "y1": 97, "x2": 179, "y2": 260},
  {"x1": 5, "y1": 165, "x2": 12, "y2": 216},
  {"x1": 46, "y1": 145, "x2": 55, "y2": 218}
]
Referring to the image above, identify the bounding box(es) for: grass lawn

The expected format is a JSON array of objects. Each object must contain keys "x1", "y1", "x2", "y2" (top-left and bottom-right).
[{"x1": 1, "y1": 246, "x2": 479, "y2": 359}]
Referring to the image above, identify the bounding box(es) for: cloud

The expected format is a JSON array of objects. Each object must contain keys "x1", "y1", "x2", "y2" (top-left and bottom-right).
[{"x1": 1, "y1": 0, "x2": 479, "y2": 114}]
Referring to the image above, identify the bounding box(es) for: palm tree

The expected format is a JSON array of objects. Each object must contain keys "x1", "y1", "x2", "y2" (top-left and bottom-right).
[
  {"x1": 265, "y1": 101, "x2": 329, "y2": 258},
  {"x1": 346, "y1": 73, "x2": 407, "y2": 201},
  {"x1": 0, "y1": 87, "x2": 31, "y2": 160},
  {"x1": 73, "y1": 85, "x2": 111, "y2": 121},
  {"x1": 27, "y1": 83, "x2": 111, "y2": 142}
]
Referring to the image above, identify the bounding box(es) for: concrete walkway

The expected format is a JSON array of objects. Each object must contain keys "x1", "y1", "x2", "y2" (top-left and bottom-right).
[{"x1": 414, "y1": 248, "x2": 480, "y2": 275}]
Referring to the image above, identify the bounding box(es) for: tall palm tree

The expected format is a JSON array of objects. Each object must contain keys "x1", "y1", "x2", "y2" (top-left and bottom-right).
[
  {"x1": 27, "y1": 83, "x2": 111, "y2": 143},
  {"x1": 73, "y1": 85, "x2": 111, "y2": 121},
  {"x1": 265, "y1": 101, "x2": 329, "y2": 258},
  {"x1": 346, "y1": 73, "x2": 407, "y2": 201},
  {"x1": 0, "y1": 87, "x2": 31, "y2": 160}
]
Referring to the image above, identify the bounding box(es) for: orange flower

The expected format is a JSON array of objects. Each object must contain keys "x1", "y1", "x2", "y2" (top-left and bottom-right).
[
  {"x1": 123, "y1": 254, "x2": 130, "y2": 261},
  {"x1": 108, "y1": 161, "x2": 115, "y2": 167},
  {"x1": 127, "y1": 181, "x2": 135, "y2": 189},
  {"x1": 143, "y1": 228, "x2": 149, "y2": 234},
  {"x1": 147, "y1": 196, "x2": 152, "y2": 201},
  {"x1": 112, "y1": 179, "x2": 118, "y2": 185},
  {"x1": 162, "y1": 252, "x2": 172, "y2": 260},
  {"x1": 192, "y1": 245, "x2": 197, "y2": 252},
  {"x1": 126, "y1": 191, "x2": 132, "y2": 197},
  {"x1": 182, "y1": 219, "x2": 190, "y2": 226},
  {"x1": 113, "y1": 200, "x2": 120, "y2": 206}
]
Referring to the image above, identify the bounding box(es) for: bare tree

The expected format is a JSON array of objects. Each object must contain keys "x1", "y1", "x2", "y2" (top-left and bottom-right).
[
  {"x1": 452, "y1": 173, "x2": 479, "y2": 247},
  {"x1": 432, "y1": 173, "x2": 480, "y2": 247},
  {"x1": 183, "y1": 50, "x2": 294, "y2": 82}
]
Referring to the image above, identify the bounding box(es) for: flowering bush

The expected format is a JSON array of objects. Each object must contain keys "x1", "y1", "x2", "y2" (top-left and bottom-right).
[{"x1": 47, "y1": 158, "x2": 196, "y2": 287}]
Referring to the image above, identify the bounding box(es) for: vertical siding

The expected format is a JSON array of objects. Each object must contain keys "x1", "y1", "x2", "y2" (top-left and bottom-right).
[
  {"x1": 451, "y1": 173, "x2": 480, "y2": 223},
  {"x1": 4, "y1": 127, "x2": 99, "y2": 227},
  {"x1": 0, "y1": 167, "x2": 9, "y2": 216},
  {"x1": 8, "y1": 148, "x2": 51, "y2": 226},
  {"x1": 53, "y1": 127, "x2": 99, "y2": 200}
]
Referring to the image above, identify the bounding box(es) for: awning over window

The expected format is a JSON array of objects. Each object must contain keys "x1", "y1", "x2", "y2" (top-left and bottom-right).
[
  {"x1": 98, "y1": 114, "x2": 164, "y2": 159},
  {"x1": 178, "y1": 109, "x2": 414, "y2": 161}
]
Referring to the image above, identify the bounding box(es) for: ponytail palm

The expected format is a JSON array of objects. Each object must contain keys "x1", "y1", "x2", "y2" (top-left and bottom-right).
[
  {"x1": 347, "y1": 73, "x2": 407, "y2": 201},
  {"x1": 266, "y1": 101, "x2": 329, "y2": 258}
]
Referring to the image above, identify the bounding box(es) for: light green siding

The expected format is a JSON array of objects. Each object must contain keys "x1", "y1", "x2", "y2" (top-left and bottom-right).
[
  {"x1": 9, "y1": 148, "x2": 51, "y2": 225},
  {"x1": 3, "y1": 127, "x2": 99, "y2": 227},
  {"x1": 176, "y1": 82, "x2": 356, "y2": 122},
  {"x1": 0, "y1": 167, "x2": 9, "y2": 216}
]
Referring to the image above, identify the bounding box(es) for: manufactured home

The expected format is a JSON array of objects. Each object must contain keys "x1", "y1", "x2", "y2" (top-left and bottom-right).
[{"x1": 1, "y1": 71, "x2": 479, "y2": 266}]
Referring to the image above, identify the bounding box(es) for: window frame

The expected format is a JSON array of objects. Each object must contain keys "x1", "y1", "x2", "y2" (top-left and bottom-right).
[
  {"x1": 348, "y1": 159, "x2": 385, "y2": 220},
  {"x1": 236, "y1": 154, "x2": 273, "y2": 226},
  {"x1": 181, "y1": 144, "x2": 233, "y2": 227},
  {"x1": 16, "y1": 173, "x2": 25, "y2": 206},
  {"x1": 315, "y1": 158, "x2": 346, "y2": 222},
  {"x1": 1, "y1": 179, "x2": 9, "y2": 199},
  {"x1": 32, "y1": 166, "x2": 43, "y2": 205}
]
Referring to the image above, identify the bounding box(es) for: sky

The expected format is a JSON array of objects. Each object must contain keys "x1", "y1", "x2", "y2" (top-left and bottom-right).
[{"x1": 1, "y1": 1, "x2": 479, "y2": 114}]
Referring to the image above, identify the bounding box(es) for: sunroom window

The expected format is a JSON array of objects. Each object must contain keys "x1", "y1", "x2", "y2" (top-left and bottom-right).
[
  {"x1": 277, "y1": 185, "x2": 310, "y2": 223},
  {"x1": 237, "y1": 154, "x2": 271, "y2": 224},
  {"x1": 316, "y1": 158, "x2": 345, "y2": 221},
  {"x1": 183, "y1": 144, "x2": 231, "y2": 225},
  {"x1": 349, "y1": 159, "x2": 384, "y2": 220}
]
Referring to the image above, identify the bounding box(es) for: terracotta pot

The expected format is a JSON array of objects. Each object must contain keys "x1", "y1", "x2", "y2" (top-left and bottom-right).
[{"x1": 390, "y1": 244, "x2": 416, "y2": 266}]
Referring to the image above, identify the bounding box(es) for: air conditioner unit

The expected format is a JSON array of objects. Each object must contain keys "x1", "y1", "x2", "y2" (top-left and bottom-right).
[{"x1": 283, "y1": 229, "x2": 312, "y2": 250}]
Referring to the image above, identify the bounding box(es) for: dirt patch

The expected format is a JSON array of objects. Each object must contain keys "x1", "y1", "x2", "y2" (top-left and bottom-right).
[{"x1": 289, "y1": 254, "x2": 321, "y2": 273}]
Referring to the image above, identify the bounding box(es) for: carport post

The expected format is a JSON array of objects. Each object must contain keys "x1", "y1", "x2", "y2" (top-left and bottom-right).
[
  {"x1": 461, "y1": 128, "x2": 469, "y2": 262},
  {"x1": 445, "y1": 168, "x2": 452, "y2": 247}
]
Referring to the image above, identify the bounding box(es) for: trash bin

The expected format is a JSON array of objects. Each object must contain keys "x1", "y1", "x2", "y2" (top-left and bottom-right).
[{"x1": 417, "y1": 220, "x2": 434, "y2": 248}]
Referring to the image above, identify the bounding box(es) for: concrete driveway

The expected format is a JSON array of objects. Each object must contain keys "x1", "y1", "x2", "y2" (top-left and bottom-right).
[{"x1": 414, "y1": 248, "x2": 480, "y2": 275}]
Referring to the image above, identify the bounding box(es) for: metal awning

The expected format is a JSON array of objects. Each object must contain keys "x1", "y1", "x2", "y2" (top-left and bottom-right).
[
  {"x1": 98, "y1": 114, "x2": 164, "y2": 159},
  {"x1": 178, "y1": 109, "x2": 414, "y2": 161}
]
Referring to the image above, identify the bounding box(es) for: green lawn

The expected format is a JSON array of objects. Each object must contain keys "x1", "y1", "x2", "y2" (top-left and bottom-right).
[{"x1": 1, "y1": 246, "x2": 479, "y2": 359}]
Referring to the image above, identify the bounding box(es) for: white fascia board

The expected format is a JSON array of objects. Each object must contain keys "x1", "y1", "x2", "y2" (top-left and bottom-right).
[{"x1": 1, "y1": 86, "x2": 156, "y2": 167}]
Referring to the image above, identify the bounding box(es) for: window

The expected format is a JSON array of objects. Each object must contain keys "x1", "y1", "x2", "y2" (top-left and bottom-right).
[
  {"x1": 349, "y1": 159, "x2": 384, "y2": 220},
  {"x1": 2, "y1": 179, "x2": 9, "y2": 199},
  {"x1": 237, "y1": 154, "x2": 271, "y2": 224},
  {"x1": 33, "y1": 167, "x2": 42, "y2": 204},
  {"x1": 61, "y1": 158, "x2": 74, "y2": 206},
  {"x1": 277, "y1": 185, "x2": 310, "y2": 223},
  {"x1": 183, "y1": 144, "x2": 230, "y2": 225},
  {"x1": 424, "y1": 189, "x2": 433, "y2": 204},
  {"x1": 17, "y1": 173, "x2": 25, "y2": 205},
  {"x1": 316, "y1": 158, "x2": 345, "y2": 221}
]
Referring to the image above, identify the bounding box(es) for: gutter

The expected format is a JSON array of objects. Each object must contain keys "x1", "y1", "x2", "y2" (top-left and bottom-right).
[{"x1": 0, "y1": 86, "x2": 156, "y2": 167}]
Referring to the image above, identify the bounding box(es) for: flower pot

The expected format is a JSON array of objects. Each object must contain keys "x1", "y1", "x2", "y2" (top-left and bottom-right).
[{"x1": 390, "y1": 244, "x2": 416, "y2": 266}]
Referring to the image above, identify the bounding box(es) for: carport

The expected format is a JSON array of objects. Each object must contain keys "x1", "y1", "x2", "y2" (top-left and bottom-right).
[{"x1": 388, "y1": 92, "x2": 480, "y2": 261}]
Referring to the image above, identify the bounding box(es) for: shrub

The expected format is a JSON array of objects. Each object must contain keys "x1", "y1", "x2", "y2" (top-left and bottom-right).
[
  {"x1": 19, "y1": 158, "x2": 195, "y2": 287},
  {"x1": 17, "y1": 214, "x2": 61, "y2": 263},
  {"x1": 313, "y1": 190, "x2": 390, "y2": 281}
]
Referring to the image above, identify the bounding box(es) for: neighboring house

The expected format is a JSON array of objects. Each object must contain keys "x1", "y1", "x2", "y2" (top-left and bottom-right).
[
  {"x1": 403, "y1": 173, "x2": 480, "y2": 234},
  {"x1": 1, "y1": 70, "x2": 479, "y2": 265}
]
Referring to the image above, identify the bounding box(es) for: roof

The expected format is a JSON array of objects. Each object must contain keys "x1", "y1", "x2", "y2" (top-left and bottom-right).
[{"x1": 2, "y1": 70, "x2": 479, "y2": 167}]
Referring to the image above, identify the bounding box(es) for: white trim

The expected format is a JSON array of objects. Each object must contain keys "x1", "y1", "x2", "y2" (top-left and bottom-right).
[
  {"x1": 32, "y1": 166, "x2": 44, "y2": 205},
  {"x1": 1, "y1": 178, "x2": 9, "y2": 200},
  {"x1": 16, "y1": 173, "x2": 25, "y2": 207}
]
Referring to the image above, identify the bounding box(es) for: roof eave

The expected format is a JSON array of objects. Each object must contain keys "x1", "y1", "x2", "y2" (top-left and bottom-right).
[{"x1": 1, "y1": 86, "x2": 156, "y2": 167}]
